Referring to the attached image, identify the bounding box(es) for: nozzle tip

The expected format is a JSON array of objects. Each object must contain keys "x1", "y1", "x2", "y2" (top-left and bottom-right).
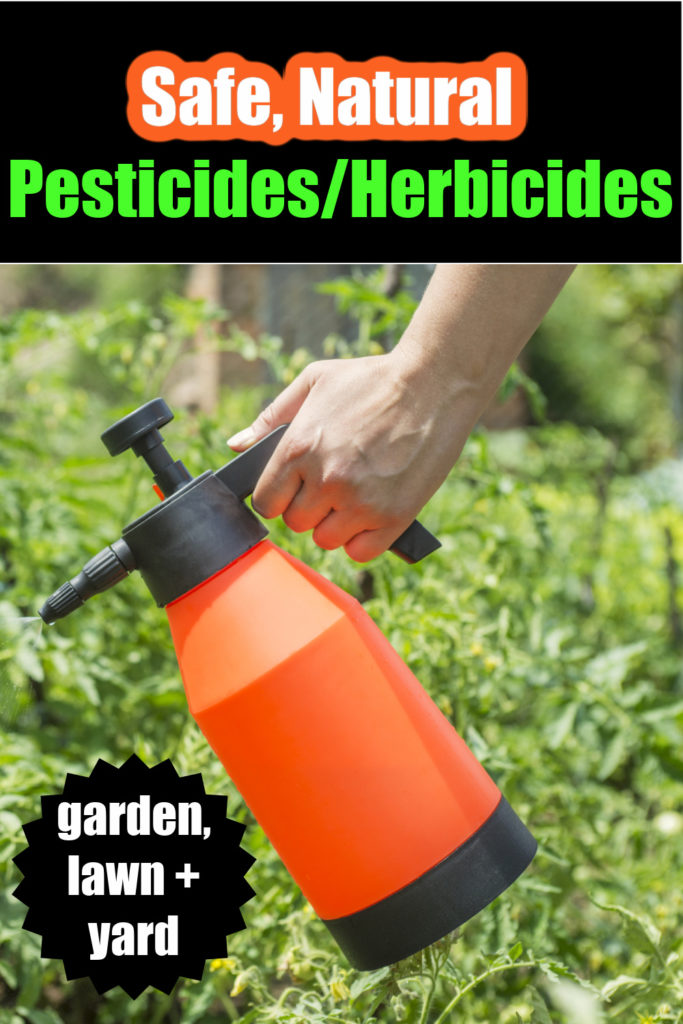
[
  {"x1": 38, "y1": 583, "x2": 84, "y2": 624},
  {"x1": 38, "y1": 604, "x2": 56, "y2": 625}
]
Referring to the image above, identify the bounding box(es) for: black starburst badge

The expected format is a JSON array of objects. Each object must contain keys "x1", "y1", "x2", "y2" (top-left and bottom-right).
[{"x1": 13, "y1": 755, "x2": 255, "y2": 998}]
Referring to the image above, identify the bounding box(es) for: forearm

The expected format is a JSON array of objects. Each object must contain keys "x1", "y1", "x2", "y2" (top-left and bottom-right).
[{"x1": 394, "y1": 263, "x2": 575, "y2": 425}]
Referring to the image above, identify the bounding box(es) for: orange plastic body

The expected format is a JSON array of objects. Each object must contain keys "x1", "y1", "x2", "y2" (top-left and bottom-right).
[{"x1": 167, "y1": 540, "x2": 501, "y2": 920}]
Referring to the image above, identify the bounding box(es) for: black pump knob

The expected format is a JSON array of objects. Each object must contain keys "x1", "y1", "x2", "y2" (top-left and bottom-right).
[
  {"x1": 101, "y1": 398, "x2": 174, "y2": 456},
  {"x1": 101, "y1": 398, "x2": 192, "y2": 497}
]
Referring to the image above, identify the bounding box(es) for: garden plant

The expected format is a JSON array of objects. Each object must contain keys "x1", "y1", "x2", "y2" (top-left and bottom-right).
[{"x1": 0, "y1": 266, "x2": 682, "y2": 1023}]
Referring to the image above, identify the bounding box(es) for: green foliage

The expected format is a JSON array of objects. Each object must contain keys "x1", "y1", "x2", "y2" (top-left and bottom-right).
[
  {"x1": 316, "y1": 267, "x2": 419, "y2": 352},
  {"x1": 1, "y1": 266, "x2": 184, "y2": 312},
  {"x1": 0, "y1": 275, "x2": 682, "y2": 1023},
  {"x1": 528, "y1": 265, "x2": 683, "y2": 464}
]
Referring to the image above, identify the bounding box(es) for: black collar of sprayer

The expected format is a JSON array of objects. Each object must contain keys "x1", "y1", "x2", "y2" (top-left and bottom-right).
[{"x1": 121, "y1": 471, "x2": 268, "y2": 607}]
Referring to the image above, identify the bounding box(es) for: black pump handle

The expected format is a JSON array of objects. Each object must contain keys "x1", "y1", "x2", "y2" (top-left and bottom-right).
[
  {"x1": 217, "y1": 425, "x2": 290, "y2": 500},
  {"x1": 217, "y1": 425, "x2": 441, "y2": 564},
  {"x1": 101, "y1": 398, "x2": 193, "y2": 497},
  {"x1": 101, "y1": 398, "x2": 174, "y2": 456}
]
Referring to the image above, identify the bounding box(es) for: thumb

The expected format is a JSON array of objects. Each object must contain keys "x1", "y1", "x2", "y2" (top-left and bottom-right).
[{"x1": 227, "y1": 365, "x2": 317, "y2": 451}]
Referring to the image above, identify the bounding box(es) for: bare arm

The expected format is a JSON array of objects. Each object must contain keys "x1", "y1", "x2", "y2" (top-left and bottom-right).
[{"x1": 228, "y1": 264, "x2": 575, "y2": 561}]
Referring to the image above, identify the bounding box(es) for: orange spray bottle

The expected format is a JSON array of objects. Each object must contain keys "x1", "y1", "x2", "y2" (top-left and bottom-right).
[{"x1": 39, "y1": 399, "x2": 536, "y2": 969}]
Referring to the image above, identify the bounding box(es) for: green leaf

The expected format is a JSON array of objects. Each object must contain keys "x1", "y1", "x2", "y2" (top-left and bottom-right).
[
  {"x1": 543, "y1": 978, "x2": 603, "y2": 1024},
  {"x1": 72, "y1": 672, "x2": 100, "y2": 706},
  {"x1": 640, "y1": 698, "x2": 683, "y2": 723},
  {"x1": 585, "y1": 643, "x2": 647, "y2": 689},
  {"x1": 590, "y1": 900, "x2": 662, "y2": 956},
  {"x1": 182, "y1": 981, "x2": 222, "y2": 1021},
  {"x1": 17, "y1": 1010, "x2": 64, "y2": 1024},
  {"x1": 0, "y1": 957, "x2": 17, "y2": 988},
  {"x1": 600, "y1": 974, "x2": 647, "y2": 1000},
  {"x1": 15, "y1": 960, "x2": 42, "y2": 1010},
  {"x1": 508, "y1": 942, "x2": 524, "y2": 962},
  {"x1": 0, "y1": 811, "x2": 23, "y2": 836},
  {"x1": 14, "y1": 648, "x2": 43, "y2": 683},
  {"x1": 597, "y1": 731, "x2": 629, "y2": 780},
  {"x1": 349, "y1": 968, "x2": 390, "y2": 1000},
  {"x1": 528, "y1": 986, "x2": 554, "y2": 1024},
  {"x1": 547, "y1": 701, "x2": 579, "y2": 749},
  {"x1": 536, "y1": 959, "x2": 602, "y2": 997}
]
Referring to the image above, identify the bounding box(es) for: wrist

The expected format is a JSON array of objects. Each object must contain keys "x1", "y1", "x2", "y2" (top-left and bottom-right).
[{"x1": 389, "y1": 336, "x2": 490, "y2": 423}]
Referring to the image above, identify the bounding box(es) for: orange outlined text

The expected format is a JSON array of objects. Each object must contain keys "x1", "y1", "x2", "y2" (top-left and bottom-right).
[{"x1": 126, "y1": 51, "x2": 527, "y2": 145}]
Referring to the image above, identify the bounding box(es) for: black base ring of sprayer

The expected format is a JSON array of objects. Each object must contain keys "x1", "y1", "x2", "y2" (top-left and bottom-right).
[{"x1": 321, "y1": 795, "x2": 537, "y2": 970}]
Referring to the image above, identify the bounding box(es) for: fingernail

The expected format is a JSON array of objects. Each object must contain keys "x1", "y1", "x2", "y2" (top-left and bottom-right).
[{"x1": 227, "y1": 427, "x2": 255, "y2": 448}]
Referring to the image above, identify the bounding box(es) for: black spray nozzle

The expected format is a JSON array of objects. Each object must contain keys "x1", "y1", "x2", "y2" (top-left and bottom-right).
[
  {"x1": 39, "y1": 539, "x2": 136, "y2": 624},
  {"x1": 101, "y1": 398, "x2": 192, "y2": 497}
]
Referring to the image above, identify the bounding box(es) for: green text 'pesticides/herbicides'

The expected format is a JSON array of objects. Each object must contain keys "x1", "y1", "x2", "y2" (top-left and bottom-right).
[{"x1": 9, "y1": 158, "x2": 673, "y2": 220}]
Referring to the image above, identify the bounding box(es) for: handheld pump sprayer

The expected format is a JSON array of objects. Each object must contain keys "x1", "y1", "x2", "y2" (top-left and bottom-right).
[{"x1": 39, "y1": 398, "x2": 536, "y2": 969}]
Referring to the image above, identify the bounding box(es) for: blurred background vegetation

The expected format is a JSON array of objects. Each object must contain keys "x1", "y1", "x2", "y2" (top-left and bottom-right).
[
  {"x1": 0, "y1": 264, "x2": 682, "y2": 1024},
  {"x1": 0, "y1": 263, "x2": 680, "y2": 462}
]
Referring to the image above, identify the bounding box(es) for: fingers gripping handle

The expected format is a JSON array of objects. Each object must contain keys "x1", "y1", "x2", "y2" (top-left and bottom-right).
[
  {"x1": 217, "y1": 425, "x2": 290, "y2": 501},
  {"x1": 217, "y1": 426, "x2": 441, "y2": 564}
]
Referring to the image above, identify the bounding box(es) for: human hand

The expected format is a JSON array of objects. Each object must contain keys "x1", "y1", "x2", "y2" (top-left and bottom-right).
[
  {"x1": 227, "y1": 265, "x2": 575, "y2": 561},
  {"x1": 227, "y1": 350, "x2": 468, "y2": 561}
]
